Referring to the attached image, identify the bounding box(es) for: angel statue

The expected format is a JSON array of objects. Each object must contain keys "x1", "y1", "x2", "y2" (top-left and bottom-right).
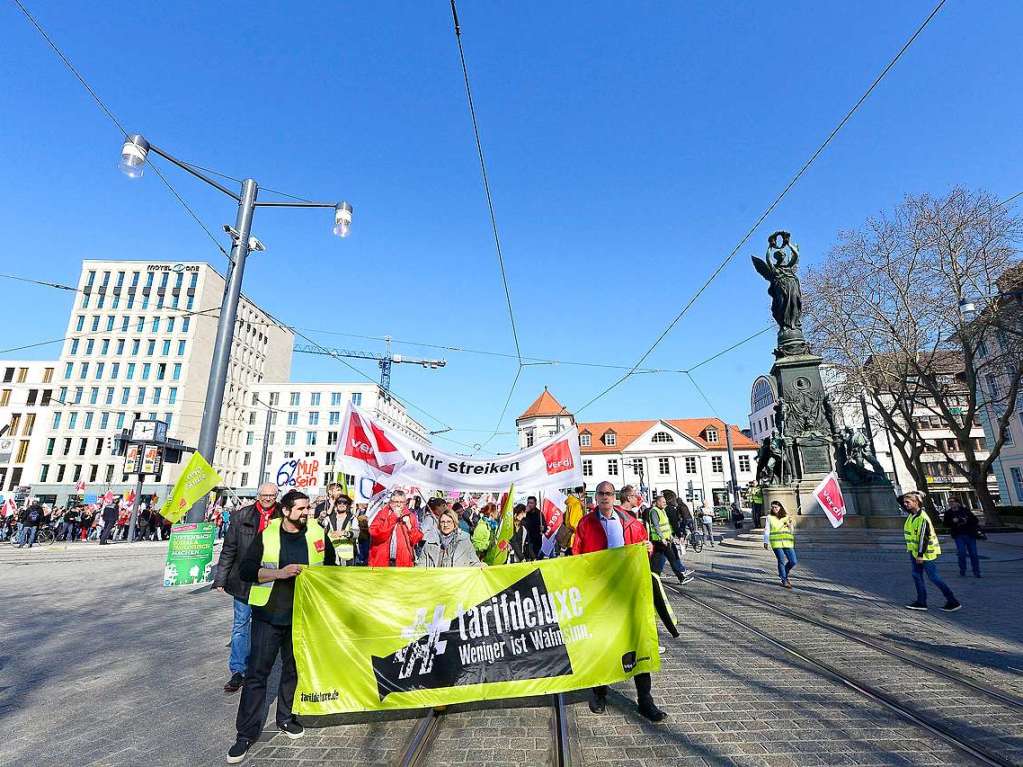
[{"x1": 752, "y1": 231, "x2": 803, "y2": 332}]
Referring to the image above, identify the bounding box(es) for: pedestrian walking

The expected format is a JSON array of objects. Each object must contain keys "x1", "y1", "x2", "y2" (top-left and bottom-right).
[
  {"x1": 901, "y1": 491, "x2": 961, "y2": 612},
  {"x1": 573, "y1": 480, "x2": 666, "y2": 722},
  {"x1": 213, "y1": 483, "x2": 279, "y2": 694},
  {"x1": 942, "y1": 498, "x2": 982, "y2": 578},
  {"x1": 99, "y1": 502, "x2": 118, "y2": 545},
  {"x1": 227, "y1": 490, "x2": 336, "y2": 764},
  {"x1": 646, "y1": 494, "x2": 694, "y2": 585},
  {"x1": 763, "y1": 501, "x2": 796, "y2": 588},
  {"x1": 368, "y1": 489, "x2": 422, "y2": 567},
  {"x1": 699, "y1": 504, "x2": 715, "y2": 547}
]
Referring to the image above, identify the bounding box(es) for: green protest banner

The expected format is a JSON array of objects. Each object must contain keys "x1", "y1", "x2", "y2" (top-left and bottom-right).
[
  {"x1": 292, "y1": 544, "x2": 658, "y2": 714},
  {"x1": 162, "y1": 522, "x2": 217, "y2": 587},
  {"x1": 483, "y1": 483, "x2": 515, "y2": 566},
  {"x1": 160, "y1": 452, "x2": 221, "y2": 524}
]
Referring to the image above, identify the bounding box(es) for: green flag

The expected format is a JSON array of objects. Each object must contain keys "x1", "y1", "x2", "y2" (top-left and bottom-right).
[
  {"x1": 484, "y1": 483, "x2": 515, "y2": 565},
  {"x1": 160, "y1": 452, "x2": 222, "y2": 524}
]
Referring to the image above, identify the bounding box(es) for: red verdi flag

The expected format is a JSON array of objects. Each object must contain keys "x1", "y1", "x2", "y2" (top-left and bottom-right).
[{"x1": 811, "y1": 472, "x2": 846, "y2": 528}]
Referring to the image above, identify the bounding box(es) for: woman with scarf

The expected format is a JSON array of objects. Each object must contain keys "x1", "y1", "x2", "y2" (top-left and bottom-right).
[{"x1": 417, "y1": 508, "x2": 482, "y2": 568}]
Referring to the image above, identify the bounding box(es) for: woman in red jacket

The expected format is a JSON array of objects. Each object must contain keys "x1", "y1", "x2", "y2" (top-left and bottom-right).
[{"x1": 368, "y1": 489, "x2": 423, "y2": 567}]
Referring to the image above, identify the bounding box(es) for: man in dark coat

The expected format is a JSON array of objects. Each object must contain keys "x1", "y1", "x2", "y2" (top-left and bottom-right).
[
  {"x1": 214, "y1": 483, "x2": 279, "y2": 693},
  {"x1": 99, "y1": 502, "x2": 118, "y2": 545},
  {"x1": 523, "y1": 495, "x2": 543, "y2": 559}
]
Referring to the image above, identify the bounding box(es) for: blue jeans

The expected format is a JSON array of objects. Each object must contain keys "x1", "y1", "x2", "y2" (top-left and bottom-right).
[
  {"x1": 229, "y1": 598, "x2": 252, "y2": 675},
  {"x1": 953, "y1": 535, "x2": 980, "y2": 576},
  {"x1": 910, "y1": 555, "x2": 955, "y2": 605},
  {"x1": 19, "y1": 526, "x2": 38, "y2": 546},
  {"x1": 773, "y1": 547, "x2": 796, "y2": 583}
]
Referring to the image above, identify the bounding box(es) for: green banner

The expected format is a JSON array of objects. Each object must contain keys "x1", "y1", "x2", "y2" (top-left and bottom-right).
[
  {"x1": 292, "y1": 544, "x2": 659, "y2": 714},
  {"x1": 162, "y1": 522, "x2": 217, "y2": 587},
  {"x1": 160, "y1": 452, "x2": 222, "y2": 524}
]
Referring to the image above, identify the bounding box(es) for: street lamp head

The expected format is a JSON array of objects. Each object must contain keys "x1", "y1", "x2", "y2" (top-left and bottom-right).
[
  {"x1": 333, "y1": 201, "x2": 353, "y2": 238},
  {"x1": 958, "y1": 298, "x2": 977, "y2": 321},
  {"x1": 119, "y1": 134, "x2": 150, "y2": 178}
]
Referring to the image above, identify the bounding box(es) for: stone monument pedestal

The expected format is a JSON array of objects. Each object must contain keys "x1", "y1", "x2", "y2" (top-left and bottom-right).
[
  {"x1": 763, "y1": 477, "x2": 864, "y2": 530},
  {"x1": 849, "y1": 484, "x2": 904, "y2": 529}
]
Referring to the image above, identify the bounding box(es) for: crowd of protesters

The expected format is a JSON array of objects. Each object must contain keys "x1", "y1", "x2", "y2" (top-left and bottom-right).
[{"x1": 0, "y1": 497, "x2": 172, "y2": 546}]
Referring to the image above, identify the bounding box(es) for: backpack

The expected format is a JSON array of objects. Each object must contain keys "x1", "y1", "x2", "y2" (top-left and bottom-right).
[{"x1": 27, "y1": 508, "x2": 40, "y2": 524}]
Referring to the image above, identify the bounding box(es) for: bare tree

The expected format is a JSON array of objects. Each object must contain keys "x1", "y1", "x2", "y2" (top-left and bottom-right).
[{"x1": 804, "y1": 188, "x2": 1022, "y2": 521}]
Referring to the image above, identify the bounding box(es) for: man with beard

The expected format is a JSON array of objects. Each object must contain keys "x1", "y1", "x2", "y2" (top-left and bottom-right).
[{"x1": 227, "y1": 490, "x2": 336, "y2": 764}]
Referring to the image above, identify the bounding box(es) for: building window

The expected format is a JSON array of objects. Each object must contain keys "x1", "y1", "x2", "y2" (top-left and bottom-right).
[
  {"x1": 177, "y1": 340, "x2": 186, "y2": 356},
  {"x1": 169, "y1": 387, "x2": 177, "y2": 404},
  {"x1": 246, "y1": 431, "x2": 254, "y2": 446},
  {"x1": 582, "y1": 459, "x2": 593, "y2": 477},
  {"x1": 142, "y1": 363, "x2": 151, "y2": 380},
  {"x1": 289, "y1": 392, "x2": 300, "y2": 407},
  {"x1": 525, "y1": 430, "x2": 534, "y2": 448},
  {"x1": 39, "y1": 464, "x2": 49, "y2": 482},
  {"x1": 308, "y1": 412, "x2": 319, "y2": 426},
  {"x1": 43, "y1": 367, "x2": 53, "y2": 383},
  {"x1": 162, "y1": 340, "x2": 171, "y2": 356},
  {"x1": 739, "y1": 455, "x2": 751, "y2": 472},
  {"x1": 310, "y1": 392, "x2": 321, "y2": 406},
  {"x1": 306, "y1": 432, "x2": 317, "y2": 446},
  {"x1": 146, "y1": 340, "x2": 156, "y2": 356},
  {"x1": 172, "y1": 363, "x2": 181, "y2": 380},
  {"x1": 182, "y1": 317, "x2": 190, "y2": 332},
  {"x1": 70, "y1": 339, "x2": 79, "y2": 355},
  {"x1": 685, "y1": 456, "x2": 697, "y2": 474},
  {"x1": 607, "y1": 458, "x2": 619, "y2": 476},
  {"x1": 579, "y1": 433, "x2": 591, "y2": 447},
  {"x1": 287, "y1": 411, "x2": 298, "y2": 426},
  {"x1": 1011, "y1": 467, "x2": 1023, "y2": 502},
  {"x1": 269, "y1": 392, "x2": 279, "y2": 406},
  {"x1": 329, "y1": 411, "x2": 340, "y2": 425},
  {"x1": 126, "y1": 363, "x2": 135, "y2": 380},
  {"x1": 705, "y1": 427, "x2": 719, "y2": 444},
  {"x1": 712, "y1": 456, "x2": 723, "y2": 473},
  {"x1": 285, "y1": 431, "x2": 296, "y2": 446},
  {"x1": 651, "y1": 431, "x2": 674, "y2": 444},
  {"x1": 330, "y1": 392, "x2": 342, "y2": 406},
  {"x1": 603, "y1": 431, "x2": 617, "y2": 446},
  {"x1": 351, "y1": 392, "x2": 362, "y2": 406},
  {"x1": 658, "y1": 457, "x2": 670, "y2": 475}
]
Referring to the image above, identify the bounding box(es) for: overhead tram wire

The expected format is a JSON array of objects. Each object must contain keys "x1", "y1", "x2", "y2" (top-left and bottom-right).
[
  {"x1": 569, "y1": 0, "x2": 949, "y2": 418},
  {"x1": 449, "y1": 0, "x2": 526, "y2": 450},
  {"x1": 11, "y1": 0, "x2": 228, "y2": 259}
]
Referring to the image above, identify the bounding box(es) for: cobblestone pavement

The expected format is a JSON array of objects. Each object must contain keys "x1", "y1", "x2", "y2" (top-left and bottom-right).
[{"x1": 1, "y1": 531, "x2": 1021, "y2": 766}]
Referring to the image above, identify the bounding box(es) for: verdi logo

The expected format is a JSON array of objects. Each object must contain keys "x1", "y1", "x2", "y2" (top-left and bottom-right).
[
  {"x1": 542, "y1": 439, "x2": 574, "y2": 475},
  {"x1": 370, "y1": 569, "x2": 592, "y2": 700}
]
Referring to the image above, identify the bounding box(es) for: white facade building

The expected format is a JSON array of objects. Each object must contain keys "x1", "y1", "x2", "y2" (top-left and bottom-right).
[
  {"x1": 244, "y1": 381, "x2": 428, "y2": 496},
  {"x1": 516, "y1": 389, "x2": 759, "y2": 506},
  {"x1": 31, "y1": 260, "x2": 293, "y2": 504},
  {"x1": 0, "y1": 361, "x2": 58, "y2": 496}
]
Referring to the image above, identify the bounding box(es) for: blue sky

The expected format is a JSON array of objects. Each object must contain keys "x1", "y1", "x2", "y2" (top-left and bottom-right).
[{"x1": 2, "y1": 1, "x2": 1021, "y2": 453}]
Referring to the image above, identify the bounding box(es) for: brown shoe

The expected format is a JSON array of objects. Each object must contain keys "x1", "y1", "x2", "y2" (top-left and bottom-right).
[{"x1": 783, "y1": 582, "x2": 793, "y2": 589}]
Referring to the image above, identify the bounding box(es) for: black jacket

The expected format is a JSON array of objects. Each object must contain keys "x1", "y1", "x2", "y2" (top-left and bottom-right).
[
  {"x1": 214, "y1": 503, "x2": 267, "y2": 600},
  {"x1": 101, "y1": 504, "x2": 118, "y2": 524},
  {"x1": 943, "y1": 507, "x2": 980, "y2": 539}
]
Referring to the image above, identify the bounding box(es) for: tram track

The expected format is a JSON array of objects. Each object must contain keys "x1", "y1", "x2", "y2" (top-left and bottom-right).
[
  {"x1": 395, "y1": 693, "x2": 573, "y2": 767},
  {"x1": 664, "y1": 580, "x2": 1023, "y2": 767}
]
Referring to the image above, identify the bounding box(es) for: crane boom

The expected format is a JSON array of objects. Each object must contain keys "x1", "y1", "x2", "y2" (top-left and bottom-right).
[{"x1": 293, "y1": 342, "x2": 446, "y2": 396}]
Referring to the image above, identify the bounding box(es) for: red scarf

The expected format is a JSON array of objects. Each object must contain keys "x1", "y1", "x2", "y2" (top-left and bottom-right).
[{"x1": 256, "y1": 501, "x2": 276, "y2": 532}]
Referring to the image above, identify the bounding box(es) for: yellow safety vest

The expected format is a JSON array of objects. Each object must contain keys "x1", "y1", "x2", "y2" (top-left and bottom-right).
[
  {"x1": 248, "y1": 518, "x2": 326, "y2": 607},
  {"x1": 646, "y1": 507, "x2": 673, "y2": 543},
  {"x1": 767, "y1": 514, "x2": 794, "y2": 549},
  {"x1": 904, "y1": 511, "x2": 941, "y2": 561}
]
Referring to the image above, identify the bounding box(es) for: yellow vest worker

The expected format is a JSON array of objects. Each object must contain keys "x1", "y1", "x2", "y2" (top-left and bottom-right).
[
  {"x1": 229, "y1": 490, "x2": 335, "y2": 764},
  {"x1": 762, "y1": 502, "x2": 797, "y2": 588},
  {"x1": 898, "y1": 491, "x2": 960, "y2": 613}
]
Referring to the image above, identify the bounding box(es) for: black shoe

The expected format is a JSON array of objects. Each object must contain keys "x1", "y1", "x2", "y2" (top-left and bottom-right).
[
  {"x1": 942, "y1": 600, "x2": 962, "y2": 612},
  {"x1": 904, "y1": 602, "x2": 928, "y2": 611},
  {"x1": 223, "y1": 672, "x2": 244, "y2": 693},
  {"x1": 226, "y1": 738, "x2": 252, "y2": 764},
  {"x1": 638, "y1": 698, "x2": 667, "y2": 723},
  {"x1": 588, "y1": 695, "x2": 607, "y2": 714},
  {"x1": 278, "y1": 718, "x2": 304, "y2": 739}
]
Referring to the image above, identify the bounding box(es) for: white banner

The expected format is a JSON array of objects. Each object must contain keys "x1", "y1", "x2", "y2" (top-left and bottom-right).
[
  {"x1": 811, "y1": 472, "x2": 846, "y2": 528},
  {"x1": 337, "y1": 403, "x2": 583, "y2": 492}
]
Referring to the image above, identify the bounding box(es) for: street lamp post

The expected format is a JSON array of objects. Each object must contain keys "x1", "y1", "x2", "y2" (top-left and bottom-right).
[{"x1": 120, "y1": 135, "x2": 352, "y2": 523}]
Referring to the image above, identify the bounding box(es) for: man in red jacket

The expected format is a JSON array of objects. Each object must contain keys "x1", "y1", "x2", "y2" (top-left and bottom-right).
[
  {"x1": 368, "y1": 489, "x2": 423, "y2": 567},
  {"x1": 573, "y1": 481, "x2": 666, "y2": 723}
]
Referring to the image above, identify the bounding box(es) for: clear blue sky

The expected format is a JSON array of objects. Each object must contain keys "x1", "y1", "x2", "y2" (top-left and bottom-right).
[{"x1": 2, "y1": 1, "x2": 1021, "y2": 453}]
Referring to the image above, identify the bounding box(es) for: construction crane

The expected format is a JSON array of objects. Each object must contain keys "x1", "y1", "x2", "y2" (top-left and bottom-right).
[{"x1": 293, "y1": 336, "x2": 446, "y2": 396}]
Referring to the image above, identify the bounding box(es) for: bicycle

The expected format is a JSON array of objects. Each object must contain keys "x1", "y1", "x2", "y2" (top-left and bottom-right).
[
  {"x1": 684, "y1": 527, "x2": 704, "y2": 554},
  {"x1": 7, "y1": 523, "x2": 55, "y2": 546}
]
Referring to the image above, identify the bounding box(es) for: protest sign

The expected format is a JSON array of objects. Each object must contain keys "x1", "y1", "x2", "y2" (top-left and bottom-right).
[
  {"x1": 338, "y1": 403, "x2": 583, "y2": 492},
  {"x1": 160, "y1": 452, "x2": 221, "y2": 524},
  {"x1": 483, "y1": 485, "x2": 515, "y2": 566},
  {"x1": 292, "y1": 545, "x2": 658, "y2": 714},
  {"x1": 162, "y1": 522, "x2": 217, "y2": 586},
  {"x1": 812, "y1": 472, "x2": 846, "y2": 528}
]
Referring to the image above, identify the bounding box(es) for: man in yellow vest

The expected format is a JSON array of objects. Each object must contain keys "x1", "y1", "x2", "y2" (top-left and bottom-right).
[
  {"x1": 900, "y1": 491, "x2": 961, "y2": 612},
  {"x1": 227, "y1": 490, "x2": 336, "y2": 764}
]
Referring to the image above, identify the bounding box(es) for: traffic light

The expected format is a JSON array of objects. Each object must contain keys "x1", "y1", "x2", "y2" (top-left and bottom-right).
[{"x1": 163, "y1": 438, "x2": 186, "y2": 464}]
